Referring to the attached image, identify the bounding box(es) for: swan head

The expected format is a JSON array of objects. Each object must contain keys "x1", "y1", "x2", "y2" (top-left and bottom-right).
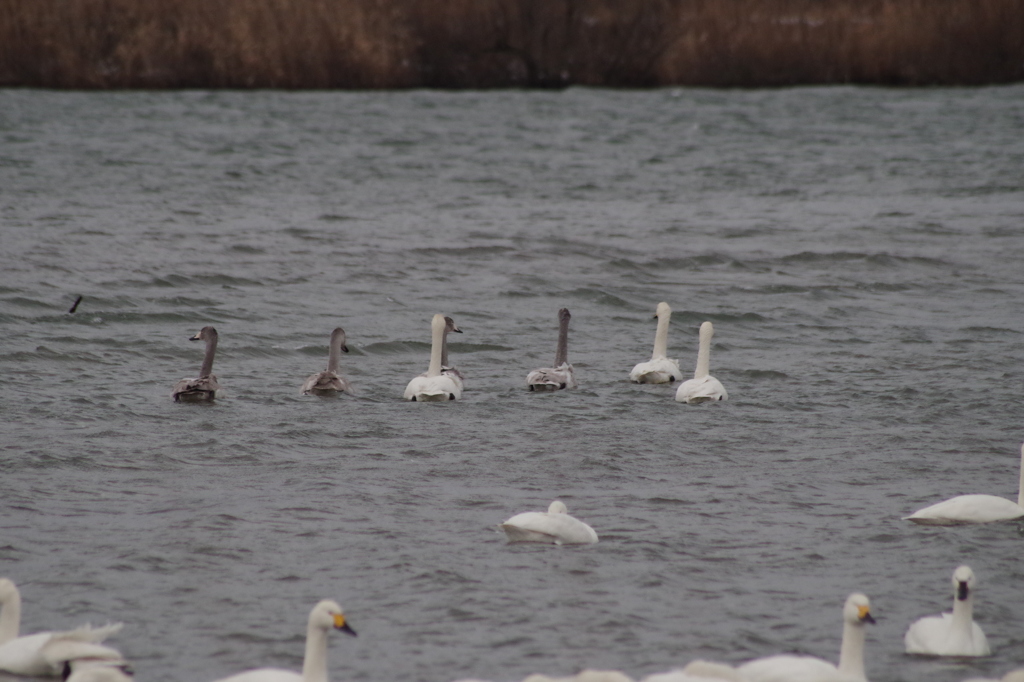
[
  {"x1": 0, "y1": 578, "x2": 16, "y2": 603},
  {"x1": 189, "y1": 326, "x2": 218, "y2": 342},
  {"x1": 558, "y1": 308, "x2": 571, "y2": 323},
  {"x1": 654, "y1": 302, "x2": 671, "y2": 320},
  {"x1": 311, "y1": 599, "x2": 357, "y2": 637},
  {"x1": 329, "y1": 327, "x2": 349, "y2": 353},
  {"x1": 952, "y1": 565, "x2": 976, "y2": 601},
  {"x1": 444, "y1": 316, "x2": 463, "y2": 334},
  {"x1": 547, "y1": 500, "x2": 569, "y2": 514},
  {"x1": 699, "y1": 321, "x2": 715, "y2": 340},
  {"x1": 842, "y1": 593, "x2": 875, "y2": 626}
]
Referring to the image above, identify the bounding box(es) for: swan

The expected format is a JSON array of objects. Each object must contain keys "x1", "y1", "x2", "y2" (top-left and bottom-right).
[
  {"x1": 641, "y1": 661, "x2": 747, "y2": 682},
  {"x1": 675, "y1": 322, "x2": 728, "y2": 404},
  {"x1": 438, "y1": 316, "x2": 465, "y2": 390},
  {"x1": 500, "y1": 501, "x2": 598, "y2": 545},
  {"x1": 404, "y1": 314, "x2": 462, "y2": 401},
  {"x1": 737, "y1": 593, "x2": 875, "y2": 682},
  {"x1": 171, "y1": 326, "x2": 221, "y2": 402},
  {"x1": 523, "y1": 670, "x2": 634, "y2": 682},
  {"x1": 629, "y1": 302, "x2": 682, "y2": 384},
  {"x1": 210, "y1": 599, "x2": 356, "y2": 682},
  {"x1": 527, "y1": 308, "x2": 577, "y2": 391},
  {"x1": 904, "y1": 443, "x2": 1024, "y2": 525},
  {"x1": 904, "y1": 565, "x2": 990, "y2": 657},
  {"x1": 301, "y1": 328, "x2": 354, "y2": 395},
  {"x1": 0, "y1": 578, "x2": 123, "y2": 676},
  {"x1": 40, "y1": 638, "x2": 131, "y2": 682}
]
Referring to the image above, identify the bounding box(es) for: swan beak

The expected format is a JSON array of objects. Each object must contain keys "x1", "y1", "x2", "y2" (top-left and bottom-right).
[
  {"x1": 333, "y1": 614, "x2": 357, "y2": 636},
  {"x1": 189, "y1": 332, "x2": 202, "y2": 341},
  {"x1": 957, "y1": 581, "x2": 969, "y2": 601},
  {"x1": 341, "y1": 344, "x2": 350, "y2": 353},
  {"x1": 452, "y1": 326, "x2": 463, "y2": 334},
  {"x1": 858, "y1": 605, "x2": 876, "y2": 624}
]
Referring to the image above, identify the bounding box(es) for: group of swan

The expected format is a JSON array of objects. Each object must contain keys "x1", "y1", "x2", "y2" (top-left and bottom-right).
[
  {"x1": 629, "y1": 302, "x2": 728, "y2": 404},
  {"x1": 171, "y1": 302, "x2": 730, "y2": 403}
]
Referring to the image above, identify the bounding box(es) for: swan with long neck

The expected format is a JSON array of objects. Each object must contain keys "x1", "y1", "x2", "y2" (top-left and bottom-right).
[
  {"x1": 404, "y1": 314, "x2": 462, "y2": 401},
  {"x1": 675, "y1": 322, "x2": 728, "y2": 404},
  {"x1": 301, "y1": 328, "x2": 353, "y2": 395},
  {"x1": 737, "y1": 593, "x2": 875, "y2": 682},
  {"x1": 171, "y1": 326, "x2": 221, "y2": 402},
  {"x1": 905, "y1": 565, "x2": 990, "y2": 656},
  {"x1": 500, "y1": 500, "x2": 598, "y2": 544},
  {"x1": 905, "y1": 443, "x2": 1024, "y2": 525},
  {"x1": 210, "y1": 600, "x2": 356, "y2": 682},
  {"x1": 0, "y1": 578, "x2": 123, "y2": 677},
  {"x1": 630, "y1": 302, "x2": 682, "y2": 384},
  {"x1": 527, "y1": 308, "x2": 577, "y2": 390},
  {"x1": 438, "y1": 316, "x2": 465, "y2": 389}
]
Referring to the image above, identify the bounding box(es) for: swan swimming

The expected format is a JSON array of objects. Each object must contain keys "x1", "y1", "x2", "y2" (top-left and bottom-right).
[
  {"x1": 404, "y1": 314, "x2": 463, "y2": 401},
  {"x1": 738, "y1": 593, "x2": 875, "y2": 682},
  {"x1": 527, "y1": 308, "x2": 577, "y2": 391},
  {"x1": 0, "y1": 578, "x2": 123, "y2": 677},
  {"x1": 40, "y1": 638, "x2": 131, "y2": 682},
  {"x1": 171, "y1": 326, "x2": 221, "y2": 402},
  {"x1": 641, "y1": 660, "x2": 747, "y2": 682},
  {"x1": 630, "y1": 302, "x2": 682, "y2": 384},
  {"x1": 210, "y1": 599, "x2": 356, "y2": 682},
  {"x1": 500, "y1": 501, "x2": 598, "y2": 545},
  {"x1": 904, "y1": 443, "x2": 1024, "y2": 525},
  {"x1": 675, "y1": 322, "x2": 728, "y2": 404},
  {"x1": 301, "y1": 328, "x2": 354, "y2": 395},
  {"x1": 904, "y1": 565, "x2": 990, "y2": 657}
]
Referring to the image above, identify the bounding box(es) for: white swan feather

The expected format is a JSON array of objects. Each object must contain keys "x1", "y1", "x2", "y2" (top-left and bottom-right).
[
  {"x1": 500, "y1": 501, "x2": 598, "y2": 545},
  {"x1": 675, "y1": 322, "x2": 728, "y2": 404},
  {"x1": 630, "y1": 302, "x2": 682, "y2": 384},
  {"x1": 405, "y1": 314, "x2": 462, "y2": 402}
]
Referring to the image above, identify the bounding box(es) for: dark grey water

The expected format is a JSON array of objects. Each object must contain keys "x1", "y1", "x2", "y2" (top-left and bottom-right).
[{"x1": 1, "y1": 86, "x2": 1023, "y2": 682}]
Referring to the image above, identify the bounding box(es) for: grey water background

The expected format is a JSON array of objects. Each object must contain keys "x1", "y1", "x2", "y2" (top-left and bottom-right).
[{"x1": 1, "y1": 85, "x2": 1023, "y2": 682}]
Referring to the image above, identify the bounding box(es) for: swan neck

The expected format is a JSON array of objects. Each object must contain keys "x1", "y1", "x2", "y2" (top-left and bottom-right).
[
  {"x1": 836, "y1": 620, "x2": 865, "y2": 678},
  {"x1": 440, "y1": 329, "x2": 450, "y2": 367},
  {"x1": 951, "y1": 592, "x2": 973, "y2": 634},
  {"x1": 199, "y1": 334, "x2": 217, "y2": 378},
  {"x1": 554, "y1": 315, "x2": 570, "y2": 367},
  {"x1": 694, "y1": 328, "x2": 711, "y2": 379},
  {"x1": 427, "y1": 317, "x2": 444, "y2": 377},
  {"x1": 327, "y1": 335, "x2": 343, "y2": 373},
  {"x1": 652, "y1": 312, "x2": 670, "y2": 359},
  {"x1": 0, "y1": 588, "x2": 20, "y2": 644},
  {"x1": 300, "y1": 620, "x2": 330, "y2": 682},
  {"x1": 1018, "y1": 444, "x2": 1024, "y2": 507}
]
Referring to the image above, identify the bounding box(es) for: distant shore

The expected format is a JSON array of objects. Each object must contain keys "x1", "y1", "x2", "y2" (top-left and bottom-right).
[{"x1": 1, "y1": 0, "x2": 1021, "y2": 88}]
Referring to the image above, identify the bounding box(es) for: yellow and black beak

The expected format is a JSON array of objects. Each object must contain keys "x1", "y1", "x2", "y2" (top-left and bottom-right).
[
  {"x1": 189, "y1": 331, "x2": 202, "y2": 341},
  {"x1": 333, "y1": 613, "x2": 357, "y2": 636},
  {"x1": 858, "y1": 605, "x2": 876, "y2": 625}
]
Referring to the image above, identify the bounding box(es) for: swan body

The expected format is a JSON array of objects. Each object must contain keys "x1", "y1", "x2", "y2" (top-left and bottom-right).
[
  {"x1": 500, "y1": 501, "x2": 598, "y2": 545},
  {"x1": 41, "y1": 638, "x2": 131, "y2": 682},
  {"x1": 905, "y1": 565, "x2": 990, "y2": 657},
  {"x1": 0, "y1": 578, "x2": 123, "y2": 677},
  {"x1": 405, "y1": 314, "x2": 462, "y2": 401},
  {"x1": 210, "y1": 599, "x2": 355, "y2": 682},
  {"x1": 905, "y1": 444, "x2": 1024, "y2": 525},
  {"x1": 527, "y1": 308, "x2": 577, "y2": 391},
  {"x1": 675, "y1": 322, "x2": 728, "y2": 404},
  {"x1": 171, "y1": 326, "x2": 221, "y2": 402},
  {"x1": 302, "y1": 328, "x2": 353, "y2": 395},
  {"x1": 738, "y1": 593, "x2": 875, "y2": 682},
  {"x1": 641, "y1": 661, "x2": 747, "y2": 682},
  {"x1": 630, "y1": 302, "x2": 682, "y2": 384}
]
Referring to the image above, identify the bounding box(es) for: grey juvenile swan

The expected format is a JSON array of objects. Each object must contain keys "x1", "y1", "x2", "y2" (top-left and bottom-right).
[
  {"x1": 171, "y1": 326, "x2": 221, "y2": 402},
  {"x1": 439, "y1": 316, "x2": 465, "y2": 390},
  {"x1": 526, "y1": 308, "x2": 577, "y2": 390},
  {"x1": 301, "y1": 328, "x2": 353, "y2": 396}
]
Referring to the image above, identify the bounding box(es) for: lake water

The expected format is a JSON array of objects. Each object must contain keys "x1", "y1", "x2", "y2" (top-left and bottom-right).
[{"x1": 1, "y1": 85, "x2": 1023, "y2": 682}]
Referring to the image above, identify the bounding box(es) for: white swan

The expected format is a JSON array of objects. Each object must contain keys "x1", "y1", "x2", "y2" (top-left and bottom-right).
[
  {"x1": 40, "y1": 638, "x2": 131, "y2": 682},
  {"x1": 629, "y1": 302, "x2": 682, "y2": 384},
  {"x1": 905, "y1": 443, "x2": 1024, "y2": 525},
  {"x1": 210, "y1": 599, "x2": 356, "y2": 682},
  {"x1": 738, "y1": 593, "x2": 875, "y2": 682},
  {"x1": 438, "y1": 316, "x2": 465, "y2": 390},
  {"x1": 527, "y1": 308, "x2": 577, "y2": 391},
  {"x1": 500, "y1": 501, "x2": 598, "y2": 545},
  {"x1": 0, "y1": 578, "x2": 123, "y2": 676},
  {"x1": 404, "y1": 314, "x2": 462, "y2": 401},
  {"x1": 171, "y1": 326, "x2": 221, "y2": 402},
  {"x1": 641, "y1": 660, "x2": 747, "y2": 682},
  {"x1": 675, "y1": 322, "x2": 728, "y2": 404},
  {"x1": 301, "y1": 328, "x2": 354, "y2": 395},
  {"x1": 904, "y1": 565, "x2": 990, "y2": 657}
]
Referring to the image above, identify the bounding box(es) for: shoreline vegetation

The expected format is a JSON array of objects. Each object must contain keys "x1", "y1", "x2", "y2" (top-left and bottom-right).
[{"x1": 0, "y1": 0, "x2": 1021, "y2": 89}]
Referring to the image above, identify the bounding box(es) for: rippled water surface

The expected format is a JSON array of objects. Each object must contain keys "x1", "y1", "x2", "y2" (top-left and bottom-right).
[{"x1": 2, "y1": 86, "x2": 1024, "y2": 682}]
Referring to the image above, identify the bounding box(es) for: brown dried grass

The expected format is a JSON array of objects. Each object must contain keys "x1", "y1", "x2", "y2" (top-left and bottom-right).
[{"x1": 0, "y1": 0, "x2": 1020, "y2": 88}]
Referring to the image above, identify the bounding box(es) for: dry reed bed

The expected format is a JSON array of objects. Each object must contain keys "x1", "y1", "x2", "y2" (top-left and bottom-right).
[{"x1": 0, "y1": 0, "x2": 1021, "y2": 88}]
